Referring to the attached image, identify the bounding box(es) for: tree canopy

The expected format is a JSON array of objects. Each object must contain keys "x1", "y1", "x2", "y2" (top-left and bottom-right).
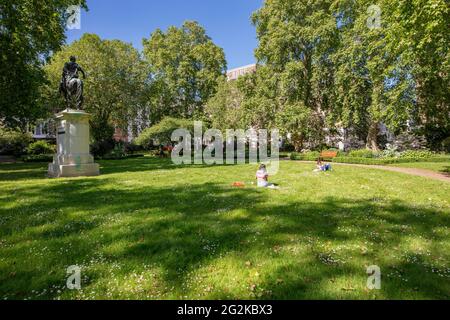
[
  {"x1": 209, "y1": 0, "x2": 449, "y2": 151},
  {"x1": 0, "y1": 0, "x2": 87, "y2": 130},
  {"x1": 43, "y1": 34, "x2": 147, "y2": 142},
  {"x1": 143, "y1": 21, "x2": 227, "y2": 123}
]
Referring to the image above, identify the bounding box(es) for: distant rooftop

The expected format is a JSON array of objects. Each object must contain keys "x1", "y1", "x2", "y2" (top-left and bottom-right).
[{"x1": 226, "y1": 64, "x2": 257, "y2": 81}]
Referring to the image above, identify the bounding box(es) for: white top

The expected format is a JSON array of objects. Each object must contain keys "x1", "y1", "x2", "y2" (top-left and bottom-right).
[{"x1": 256, "y1": 169, "x2": 269, "y2": 187}]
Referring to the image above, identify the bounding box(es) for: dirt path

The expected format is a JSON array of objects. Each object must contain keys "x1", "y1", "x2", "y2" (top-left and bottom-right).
[
  {"x1": 333, "y1": 162, "x2": 450, "y2": 182},
  {"x1": 291, "y1": 160, "x2": 450, "y2": 182}
]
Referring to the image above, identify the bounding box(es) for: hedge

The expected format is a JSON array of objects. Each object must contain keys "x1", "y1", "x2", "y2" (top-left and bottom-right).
[
  {"x1": 290, "y1": 152, "x2": 335, "y2": 161},
  {"x1": 97, "y1": 154, "x2": 145, "y2": 160},
  {"x1": 22, "y1": 154, "x2": 54, "y2": 163},
  {"x1": 22, "y1": 154, "x2": 146, "y2": 162},
  {"x1": 332, "y1": 156, "x2": 450, "y2": 165},
  {"x1": 290, "y1": 153, "x2": 319, "y2": 161},
  {"x1": 290, "y1": 153, "x2": 450, "y2": 165}
]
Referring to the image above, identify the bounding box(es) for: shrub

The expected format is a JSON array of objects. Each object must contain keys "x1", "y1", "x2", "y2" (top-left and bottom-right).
[
  {"x1": 280, "y1": 142, "x2": 295, "y2": 152},
  {"x1": 348, "y1": 149, "x2": 376, "y2": 158},
  {"x1": 378, "y1": 144, "x2": 399, "y2": 159},
  {"x1": 99, "y1": 153, "x2": 145, "y2": 160},
  {"x1": 26, "y1": 140, "x2": 55, "y2": 155},
  {"x1": 333, "y1": 156, "x2": 450, "y2": 165},
  {"x1": 392, "y1": 132, "x2": 427, "y2": 151},
  {"x1": 22, "y1": 154, "x2": 54, "y2": 163},
  {"x1": 290, "y1": 151, "x2": 320, "y2": 161},
  {"x1": 442, "y1": 137, "x2": 450, "y2": 153},
  {"x1": 399, "y1": 150, "x2": 435, "y2": 159},
  {"x1": 90, "y1": 139, "x2": 115, "y2": 158},
  {"x1": 124, "y1": 141, "x2": 143, "y2": 154},
  {"x1": 0, "y1": 128, "x2": 32, "y2": 156},
  {"x1": 108, "y1": 143, "x2": 126, "y2": 159},
  {"x1": 135, "y1": 117, "x2": 195, "y2": 148}
]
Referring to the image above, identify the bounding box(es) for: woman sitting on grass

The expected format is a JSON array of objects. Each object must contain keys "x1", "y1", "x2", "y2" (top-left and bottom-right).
[
  {"x1": 314, "y1": 158, "x2": 332, "y2": 172},
  {"x1": 256, "y1": 164, "x2": 279, "y2": 189}
]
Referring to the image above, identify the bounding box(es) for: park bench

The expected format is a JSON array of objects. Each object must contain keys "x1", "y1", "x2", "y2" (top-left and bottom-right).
[{"x1": 319, "y1": 151, "x2": 338, "y2": 160}]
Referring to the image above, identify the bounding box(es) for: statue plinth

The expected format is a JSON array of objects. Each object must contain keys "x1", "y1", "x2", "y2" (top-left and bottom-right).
[{"x1": 48, "y1": 109, "x2": 100, "y2": 178}]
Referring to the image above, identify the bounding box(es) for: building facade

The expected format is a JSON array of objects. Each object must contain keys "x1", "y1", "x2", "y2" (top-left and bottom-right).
[{"x1": 226, "y1": 64, "x2": 257, "y2": 81}]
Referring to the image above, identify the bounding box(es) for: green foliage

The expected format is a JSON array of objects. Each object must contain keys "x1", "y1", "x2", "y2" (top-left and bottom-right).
[
  {"x1": 26, "y1": 140, "x2": 55, "y2": 155},
  {"x1": 292, "y1": 149, "x2": 449, "y2": 164},
  {"x1": 387, "y1": 0, "x2": 450, "y2": 147},
  {"x1": 135, "y1": 117, "x2": 195, "y2": 148},
  {"x1": 290, "y1": 151, "x2": 320, "y2": 161},
  {"x1": 90, "y1": 139, "x2": 115, "y2": 158},
  {"x1": 348, "y1": 149, "x2": 377, "y2": 158},
  {"x1": 123, "y1": 142, "x2": 144, "y2": 154},
  {"x1": 205, "y1": 79, "x2": 245, "y2": 130},
  {"x1": 0, "y1": 0, "x2": 88, "y2": 130},
  {"x1": 90, "y1": 115, "x2": 115, "y2": 144},
  {"x1": 333, "y1": 156, "x2": 450, "y2": 165},
  {"x1": 109, "y1": 143, "x2": 126, "y2": 159},
  {"x1": 378, "y1": 144, "x2": 401, "y2": 159},
  {"x1": 250, "y1": 0, "x2": 449, "y2": 150},
  {"x1": 276, "y1": 102, "x2": 323, "y2": 152},
  {"x1": 398, "y1": 150, "x2": 435, "y2": 159},
  {"x1": 22, "y1": 154, "x2": 54, "y2": 163},
  {"x1": 0, "y1": 128, "x2": 33, "y2": 156},
  {"x1": 251, "y1": 0, "x2": 337, "y2": 150},
  {"x1": 1, "y1": 159, "x2": 449, "y2": 299},
  {"x1": 44, "y1": 34, "x2": 147, "y2": 141},
  {"x1": 143, "y1": 21, "x2": 226, "y2": 122},
  {"x1": 98, "y1": 153, "x2": 145, "y2": 161},
  {"x1": 442, "y1": 137, "x2": 450, "y2": 153}
]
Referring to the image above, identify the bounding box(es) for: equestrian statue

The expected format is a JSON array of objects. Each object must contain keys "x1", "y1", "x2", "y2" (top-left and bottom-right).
[{"x1": 59, "y1": 56, "x2": 86, "y2": 110}]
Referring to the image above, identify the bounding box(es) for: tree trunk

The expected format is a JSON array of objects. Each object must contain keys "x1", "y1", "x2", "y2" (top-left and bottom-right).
[
  {"x1": 366, "y1": 121, "x2": 380, "y2": 151},
  {"x1": 292, "y1": 133, "x2": 303, "y2": 152}
]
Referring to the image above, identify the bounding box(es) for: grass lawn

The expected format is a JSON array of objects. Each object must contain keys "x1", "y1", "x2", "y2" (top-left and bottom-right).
[
  {"x1": 0, "y1": 157, "x2": 449, "y2": 300},
  {"x1": 389, "y1": 162, "x2": 450, "y2": 175}
]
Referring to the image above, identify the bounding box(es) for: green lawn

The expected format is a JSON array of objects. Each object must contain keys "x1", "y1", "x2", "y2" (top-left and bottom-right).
[
  {"x1": 390, "y1": 162, "x2": 450, "y2": 174},
  {"x1": 0, "y1": 157, "x2": 449, "y2": 300}
]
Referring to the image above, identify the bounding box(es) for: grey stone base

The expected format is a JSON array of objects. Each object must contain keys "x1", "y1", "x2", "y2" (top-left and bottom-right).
[{"x1": 48, "y1": 162, "x2": 100, "y2": 178}]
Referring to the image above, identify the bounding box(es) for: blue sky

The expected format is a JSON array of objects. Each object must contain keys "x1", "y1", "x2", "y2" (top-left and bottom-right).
[{"x1": 66, "y1": 0, "x2": 263, "y2": 69}]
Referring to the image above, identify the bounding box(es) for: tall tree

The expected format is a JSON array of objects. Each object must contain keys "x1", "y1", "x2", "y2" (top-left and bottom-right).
[
  {"x1": 205, "y1": 77, "x2": 246, "y2": 131},
  {"x1": 0, "y1": 0, "x2": 87, "y2": 130},
  {"x1": 43, "y1": 34, "x2": 147, "y2": 142},
  {"x1": 252, "y1": 0, "x2": 449, "y2": 150},
  {"x1": 333, "y1": 0, "x2": 449, "y2": 150},
  {"x1": 143, "y1": 21, "x2": 226, "y2": 123},
  {"x1": 382, "y1": 0, "x2": 449, "y2": 149},
  {"x1": 252, "y1": 0, "x2": 338, "y2": 150}
]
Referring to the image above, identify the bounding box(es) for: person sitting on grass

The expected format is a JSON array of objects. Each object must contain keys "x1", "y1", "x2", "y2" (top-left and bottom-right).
[
  {"x1": 314, "y1": 158, "x2": 332, "y2": 172},
  {"x1": 256, "y1": 164, "x2": 279, "y2": 189}
]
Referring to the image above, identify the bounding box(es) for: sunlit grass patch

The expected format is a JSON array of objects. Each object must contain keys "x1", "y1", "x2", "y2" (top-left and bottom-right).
[{"x1": 0, "y1": 157, "x2": 449, "y2": 299}]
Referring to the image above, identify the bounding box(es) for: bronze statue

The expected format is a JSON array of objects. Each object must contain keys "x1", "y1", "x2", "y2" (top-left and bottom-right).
[{"x1": 59, "y1": 56, "x2": 86, "y2": 110}]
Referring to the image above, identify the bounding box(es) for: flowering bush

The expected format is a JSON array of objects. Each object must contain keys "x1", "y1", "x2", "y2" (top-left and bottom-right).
[{"x1": 379, "y1": 144, "x2": 400, "y2": 158}]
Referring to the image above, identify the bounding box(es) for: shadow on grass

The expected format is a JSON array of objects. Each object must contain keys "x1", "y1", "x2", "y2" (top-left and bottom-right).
[
  {"x1": 0, "y1": 156, "x2": 268, "y2": 181},
  {"x1": 439, "y1": 166, "x2": 450, "y2": 177},
  {"x1": 0, "y1": 162, "x2": 49, "y2": 181},
  {"x1": 1, "y1": 188, "x2": 449, "y2": 299},
  {"x1": 0, "y1": 158, "x2": 449, "y2": 299},
  {"x1": 0, "y1": 157, "x2": 180, "y2": 181}
]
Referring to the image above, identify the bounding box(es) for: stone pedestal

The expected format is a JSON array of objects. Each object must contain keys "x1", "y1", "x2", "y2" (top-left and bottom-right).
[{"x1": 48, "y1": 109, "x2": 100, "y2": 178}]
